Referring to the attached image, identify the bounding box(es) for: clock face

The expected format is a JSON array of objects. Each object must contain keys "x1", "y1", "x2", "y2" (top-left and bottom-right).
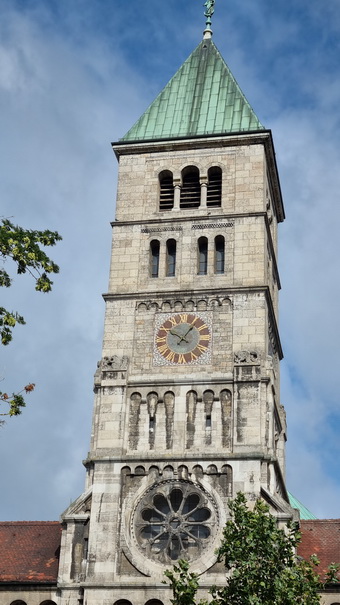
[{"x1": 154, "y1": 313, "x2": 211, "y2": 365}]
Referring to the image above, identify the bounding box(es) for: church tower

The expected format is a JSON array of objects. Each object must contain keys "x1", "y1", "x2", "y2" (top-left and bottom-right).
[{"x1": 58, "y1": 8, "x2": 293, "y2": 605}]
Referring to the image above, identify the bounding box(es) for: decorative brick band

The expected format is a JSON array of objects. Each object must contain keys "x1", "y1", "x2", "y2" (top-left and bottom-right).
[
  {"x1": 141, "y1": 226, "x2": 183, "y2": 233},
  {"x1": 192, "y1": 222, "x2": 234, "y2": 229}
]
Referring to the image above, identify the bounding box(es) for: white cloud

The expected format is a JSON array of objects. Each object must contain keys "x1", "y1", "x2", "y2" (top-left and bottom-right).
[{"x1": 0, "y1": 2, "x2": 151, "y2": 520}]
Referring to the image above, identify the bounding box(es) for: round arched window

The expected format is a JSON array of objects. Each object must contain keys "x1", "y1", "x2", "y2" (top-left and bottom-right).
[{"x1": 133, "y1": 480, "x2": 218, "y2": 564}]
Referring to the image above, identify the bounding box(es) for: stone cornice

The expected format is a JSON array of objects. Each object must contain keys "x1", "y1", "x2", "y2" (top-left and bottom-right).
[
  {"x1": 112, "y1": 130, "x2": 272, "y2": 156},
  {"x1": 103, "y1": 284, "x2": 266, "y2": 301},
  {"x1": 111, "y1": 210, "x2": 265, "y2": 229},
  {"x1": 83, "y1": 452, "x2": 279, "y2": 465}
]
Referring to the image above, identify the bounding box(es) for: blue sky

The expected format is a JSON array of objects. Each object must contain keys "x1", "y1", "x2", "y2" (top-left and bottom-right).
[{"x1": 1, "y1": 0, "x2": 340, "y2": 520}]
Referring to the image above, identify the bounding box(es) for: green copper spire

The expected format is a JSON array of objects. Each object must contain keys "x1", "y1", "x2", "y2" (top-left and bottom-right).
[{"x1": 121, "y1": 34, "x2": 264, "y2": 142}]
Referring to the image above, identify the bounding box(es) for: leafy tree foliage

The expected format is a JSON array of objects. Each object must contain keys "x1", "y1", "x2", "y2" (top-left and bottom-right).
[
  {"x1": 0, "y1": 383, "x2": 35, "y2": 425},
  {"x1": 164, "y1": 493, "x2": 327, "y2": 605},
  {"x1": 163, "y1": 559, "x2": 207, "y2": 605},
  {"x1": 0, "y1": 218, "x2": 61, "y2": 419},
  {"x1": 211, "y1": 492, "x2": 321, "y2": 605},
  {"x1": 0, "y1": 219, "x2": 61, "y2": 345},
  {"x1": 325, "y1": 563, "x2": 340, "y2": 585}
]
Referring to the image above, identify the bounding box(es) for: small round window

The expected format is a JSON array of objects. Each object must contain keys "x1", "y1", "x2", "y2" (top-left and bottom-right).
[{"x1": 133, "y1": 480, "x2": 218, "y2": 564}]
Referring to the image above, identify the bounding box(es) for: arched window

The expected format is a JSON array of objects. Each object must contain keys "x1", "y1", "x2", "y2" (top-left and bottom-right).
[
  {"x1": 145, "y1": 600, "x2": 164, "y2": 605},
  {"x1": 114, "y1": 601, "x2": 132, "y2": 605},
  {"x1": 198, "y1": 237, "x2": 208, "y2": 275},
  {"x1": 150, "y1": 240, "x2": 160, "y2": 278},
  {"x1": 214, "y1": 235, "x2": 225, "y2": 273},
  {"x1": 159, "y1": 170, "x2": 174, "y2": 211},
  {"x1": 166, "y1": 239, "x2": 176, "y2": 277},
  {"x1": 180, "y1": 166, "x2": 200, "y2": 208},
  {"x1": 207, "y1": 166, "x2": 222, "y2": 207},
  {"x1": 221, "y1": 464, "x2": 233, "y2": 497},
  {"x1": 11, "y1": 602, "x2": 27, "y2": 605}
]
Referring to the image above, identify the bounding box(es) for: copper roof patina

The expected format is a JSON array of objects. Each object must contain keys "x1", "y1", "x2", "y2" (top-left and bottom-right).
[
  {"x1": 288, "y1": 492, "x2": 317, "y2": 520},
  {"x1": 121, "y1": 38, "x2": 264, "y2": 142}
]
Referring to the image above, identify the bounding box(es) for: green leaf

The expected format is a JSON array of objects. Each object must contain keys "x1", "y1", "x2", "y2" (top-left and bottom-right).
[{"x1": 0, "y1": 218, "x2": 61, "y2": 345}]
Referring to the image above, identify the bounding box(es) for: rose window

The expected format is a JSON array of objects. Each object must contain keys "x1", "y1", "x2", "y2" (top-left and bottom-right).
[{"x1": 133, "y1": 481, "x2": 217, "y2": 564}]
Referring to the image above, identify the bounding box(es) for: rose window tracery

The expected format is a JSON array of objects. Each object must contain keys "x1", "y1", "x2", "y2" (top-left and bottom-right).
[{"x1": 133, "y1": 481, "x2": 218, "y2": 564}]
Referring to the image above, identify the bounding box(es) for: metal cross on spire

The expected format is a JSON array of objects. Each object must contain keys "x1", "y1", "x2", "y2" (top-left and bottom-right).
[{"x1": 204, "y1": 0, "x2": 215, "y2": 31}]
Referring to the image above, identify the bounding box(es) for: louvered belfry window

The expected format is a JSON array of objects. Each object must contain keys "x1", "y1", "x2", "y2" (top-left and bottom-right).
[
  {"x1": 180, "y1": 166, "x2": 200, "y2": 209},
  {"x1": 207, "y1": 166, "x2": 222, "y2": 207},
  {"x1": 159, "y1": 171, "x2": 174, "y2": 211}
]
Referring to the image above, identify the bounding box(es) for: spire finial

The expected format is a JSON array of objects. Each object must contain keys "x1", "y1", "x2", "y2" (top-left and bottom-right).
[{"x1": 203, "y1": 0, "x2": 215, "y2": 39}]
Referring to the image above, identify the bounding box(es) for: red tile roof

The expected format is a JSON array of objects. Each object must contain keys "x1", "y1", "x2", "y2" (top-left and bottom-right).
[
  {"x1": 298, "y1": 519, "x2": 340, "y2": 579},
  {"x1": 0, "y1": 522, "x2": 61, "y2": 584}
]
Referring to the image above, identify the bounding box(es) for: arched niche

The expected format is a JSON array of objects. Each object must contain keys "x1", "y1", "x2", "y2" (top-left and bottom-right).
[
  {"x1": 178, "y1": 465, "x2": 189, "y2": 480},
  {"x1": 135, "y1": 465, "x2": 146, "y2": 476},
  {"x1": 163, "y1": 465, "x2": 174, "y2": 478},
  {"x1": 206, "y1": 464, "x2": 218, "y2": 475},
  {"x1": 192, "y1": 465, "x2": 203, "y2": 478}
]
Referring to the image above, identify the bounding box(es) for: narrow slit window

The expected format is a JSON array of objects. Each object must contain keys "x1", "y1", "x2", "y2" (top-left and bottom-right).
[
  {"x1": 159, "y1": 171, "x2": 174, "y2": 211},
  {"x1": 150, "y1": 240, "x2": 160, "y2": 278},
  {"x1": 207, "y1": 167, "x2": 222, "y2": 207},
  {"x1": 180, "y1": 167, "x2": 200, "y2": 209},
  {"x1": 198, "y1": 237, "x2": 208, "y2": 275},
  {"x1": 166, "y1": 239, "x2": 176, "y2": 277},
  {"x1": 206, "y1": 415, "x2": 211, "y2": 428},
  {"x1": 215, "y1": 235, "x2": 225, "y2": 274}
]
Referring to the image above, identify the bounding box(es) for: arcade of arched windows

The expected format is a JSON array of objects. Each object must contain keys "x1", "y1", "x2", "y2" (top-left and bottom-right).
[
  {"x1": 149, "y1": 234, "x2": 225, "y2": 278},
  {"x1": 159, "y1": 166, "x2": 222, "y2": 211},
  {"x1": 121, "y1": 462, "x2": 233, "y2": 501},
  {"x1": 128, "y1": 388, "x2": 232, "y2": 452}
]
